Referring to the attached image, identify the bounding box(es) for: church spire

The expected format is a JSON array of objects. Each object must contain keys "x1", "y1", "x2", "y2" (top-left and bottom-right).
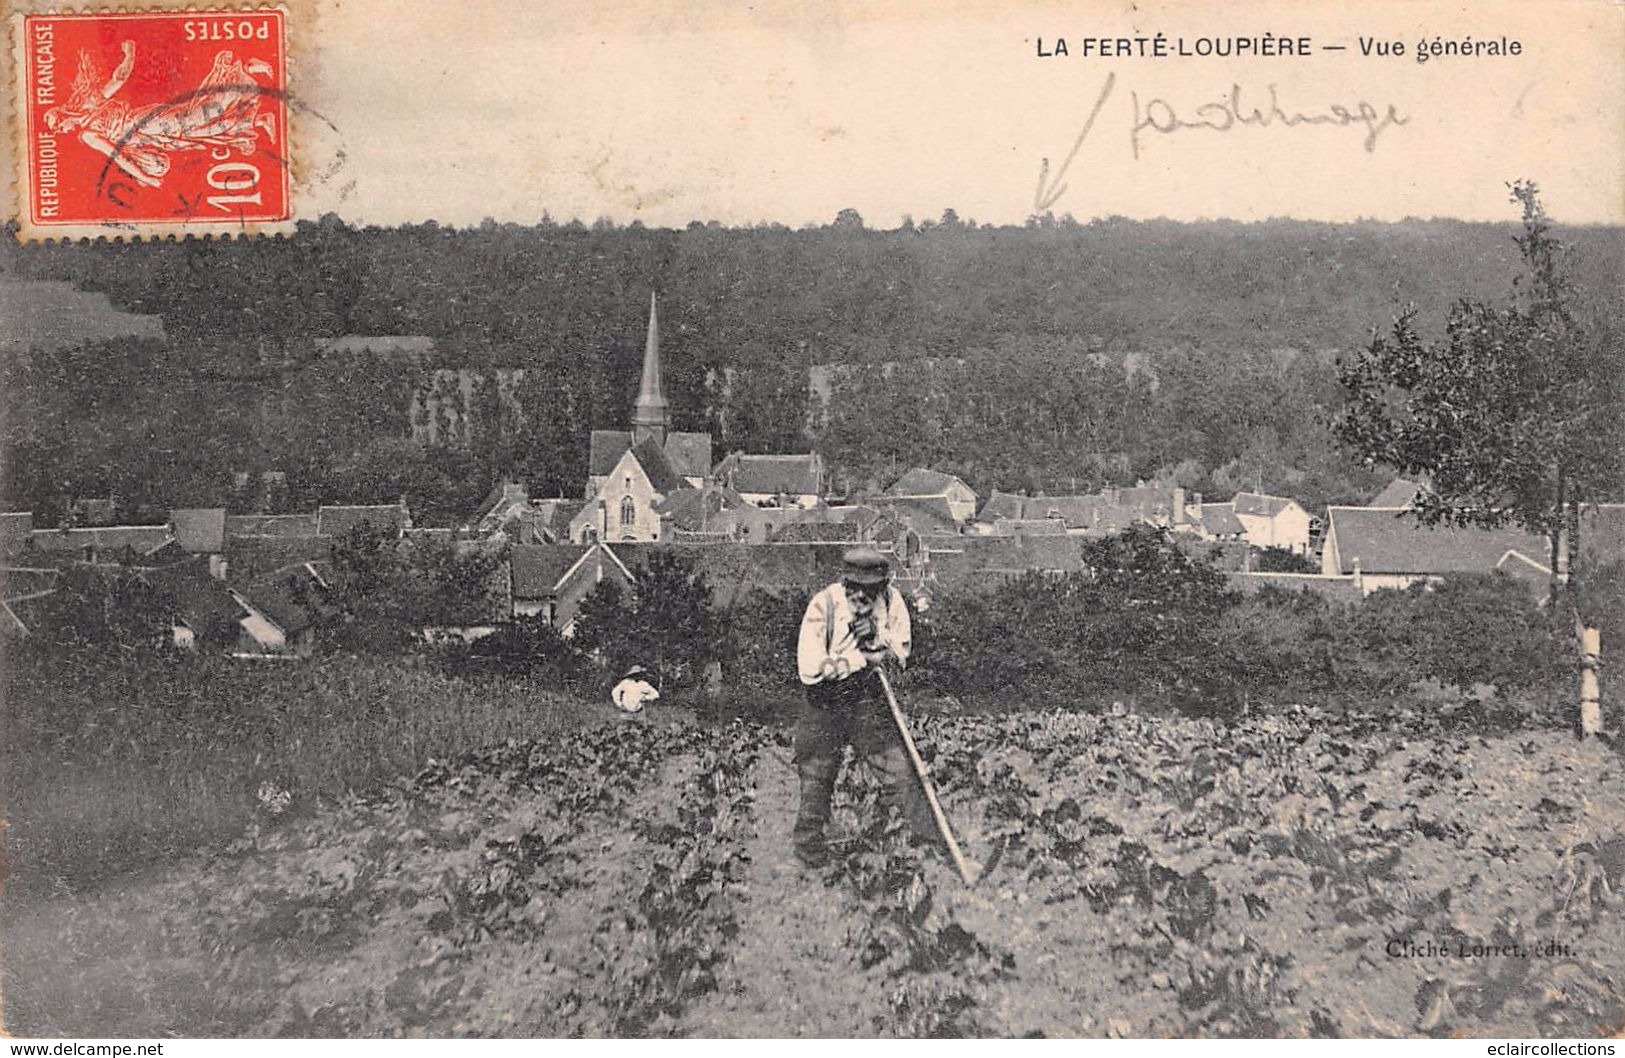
[{"x1": 630, "y1": 290, "x2": 669, "y2": 447}]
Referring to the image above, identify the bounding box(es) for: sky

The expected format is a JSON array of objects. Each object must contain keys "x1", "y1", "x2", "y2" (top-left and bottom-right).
[{"x1": 8, "y1": 0, "x2": 1624, "y2": 230}]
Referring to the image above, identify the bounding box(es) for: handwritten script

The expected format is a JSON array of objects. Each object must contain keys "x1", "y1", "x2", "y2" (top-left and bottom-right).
[{"x1": 1033, "y1": 75, "x2": 1409, "y2": 211}]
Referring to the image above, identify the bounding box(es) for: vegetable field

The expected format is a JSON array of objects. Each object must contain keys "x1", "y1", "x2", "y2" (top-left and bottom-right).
[{"x1": 5, "y1": 708, "x2": 1624, "y2": 1038}]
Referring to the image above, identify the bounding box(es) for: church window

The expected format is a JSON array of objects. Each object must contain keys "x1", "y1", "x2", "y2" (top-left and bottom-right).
[{"x1": 620, "y1": 496, "x2": 636, "y2": 528}]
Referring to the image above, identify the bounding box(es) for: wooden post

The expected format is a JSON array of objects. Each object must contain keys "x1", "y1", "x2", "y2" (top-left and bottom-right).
[{"x1": 1579, "y1": 624, "x2": 1603, "y2": 738}]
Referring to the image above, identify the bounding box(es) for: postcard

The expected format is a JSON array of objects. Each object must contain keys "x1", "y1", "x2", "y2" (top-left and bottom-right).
[{"x1": 2, "y1": 0, "x2": 1621, "y2": 1042}]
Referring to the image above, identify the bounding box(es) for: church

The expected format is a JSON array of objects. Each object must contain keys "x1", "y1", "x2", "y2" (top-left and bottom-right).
[{"x1": 569, "y1": 294, "x2": 710, "y2": 543}]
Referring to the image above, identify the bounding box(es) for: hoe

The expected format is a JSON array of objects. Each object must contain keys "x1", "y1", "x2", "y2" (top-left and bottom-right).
[{"x1": 877, "y1": 667, "x2": 984, "y2": 887}]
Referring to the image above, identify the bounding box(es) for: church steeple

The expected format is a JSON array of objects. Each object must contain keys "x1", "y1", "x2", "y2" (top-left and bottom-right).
[{"x1": 630, "y1": 290, "x2": 669, "y2": 447}]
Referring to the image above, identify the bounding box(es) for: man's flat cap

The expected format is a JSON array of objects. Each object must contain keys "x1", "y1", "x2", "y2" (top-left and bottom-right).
[{"x1": 842, "y1": 546, "x2": 890, "y2": 584}]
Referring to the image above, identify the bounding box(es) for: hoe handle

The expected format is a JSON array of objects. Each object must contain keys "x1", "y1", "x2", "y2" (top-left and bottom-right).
[{"x1": 877, "y1": 667, "x2": 977, "y2": 886}]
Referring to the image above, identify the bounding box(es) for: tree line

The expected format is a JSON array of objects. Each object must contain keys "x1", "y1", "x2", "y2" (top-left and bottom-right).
[{"x1": 3, "y1": 213, "x2": 1620, "y2": 522}]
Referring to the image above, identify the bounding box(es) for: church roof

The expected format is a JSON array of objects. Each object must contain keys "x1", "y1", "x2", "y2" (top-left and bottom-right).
[
  {"x1": 590, "y1": 429, "x2": 711, "y2": 480},
  {"x1": 629, "y1": 438, "x2": 692, "y2": 495}
]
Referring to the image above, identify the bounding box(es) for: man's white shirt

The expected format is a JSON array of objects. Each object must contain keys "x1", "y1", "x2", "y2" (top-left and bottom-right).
[
  {"x1": 612, "y1": 677, "x2": 660, "y2": 713},
  {"x1": 796, "y1": 582, "x2": 912, "y2": 686}
]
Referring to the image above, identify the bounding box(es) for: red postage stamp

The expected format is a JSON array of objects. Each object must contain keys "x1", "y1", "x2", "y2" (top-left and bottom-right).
[{"x1": 16, "y1": 9, "x2": 289, "y2": 235}]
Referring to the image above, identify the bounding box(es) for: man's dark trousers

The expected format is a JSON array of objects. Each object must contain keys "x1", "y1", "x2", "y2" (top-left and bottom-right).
[{"x1": 792, "y1": 668, "x2": 937, "y2": 858}]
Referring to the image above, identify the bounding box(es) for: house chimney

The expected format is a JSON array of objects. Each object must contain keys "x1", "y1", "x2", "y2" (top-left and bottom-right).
[
  {"x1": 1191, "y1": 492, "x2": 1203, "y2": 518},
  {"x1": 1173, "y1": 487, "x2": 1186, "y2": 525}
]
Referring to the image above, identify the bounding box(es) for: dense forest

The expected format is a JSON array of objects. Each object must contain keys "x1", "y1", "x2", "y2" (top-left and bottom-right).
[{"x1": 3, "y1": 212, "x2": 1621, "y2": 523}]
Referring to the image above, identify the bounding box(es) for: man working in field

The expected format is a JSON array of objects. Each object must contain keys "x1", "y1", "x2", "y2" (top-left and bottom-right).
[{"x1": 792, "y1": 547, "x2": 937, "y2": 867}]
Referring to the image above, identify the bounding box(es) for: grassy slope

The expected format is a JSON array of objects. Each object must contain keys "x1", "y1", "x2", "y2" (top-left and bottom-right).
[{"x1": 0, "y1": 654, "x2": 595, "y2": 897}]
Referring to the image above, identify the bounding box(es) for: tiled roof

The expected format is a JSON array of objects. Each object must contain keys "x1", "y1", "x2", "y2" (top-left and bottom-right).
[
  {"x1": 510, "y1": 545, "x2": 589, "y2": 598},
  {"x1": 715, "y1": 453, "x2": 824, "y2": 496},
  {"x1": 663, "y1": 433, "x2": 714, "y2": 480},
  {"x1": 1231, "y1": 492, "x2": 1298, "y2": 518},
  {"x1": 1324, "y1": 507, "x2": 1549, "y2": 575},
  {"x1": 630, "y1": 439, "x2": 692, "y2": 496},
  {"x1": 225, "y1": 513, "x2": 319, "y2": 538},
  {"x1": 145, "y1": 557, "x2": 246, "y2": 633},
  {"x1": 991, "y1": 518, "x2": 1069, "y2": 536},
  {"x1": 316, "y1": 504, "x2": 408, "y2": 539},
  {"x1": 876, "y1": 496, "x2": 961, "y2": 535},
  {"x1": 238, "y1": 561, "x2": 332, "y2": 635},
  {"x1": 772, "y1": 521, "x2": 861, "y2": 544},
  {"x1": 589, "y1": 430, "x2": 634, "y2": 477},
  {"x1": 976, "y1": 492, "x2": 1103, "y2": 528},
  {"x1": 225, "y1": 535, "x2": 334, "y2": 582},
  {"x1": 169, "y1": 508, "x2": 226, "y2": 553},
  {"x1": 889, "y1": 468, "x2": 963, "y2": 496},
  {"x1": 475, "y1": 480, "x2": 529, "y2": 522},
  {"x1": 977, "y1": 491, "x2": 1028, "y2": 522},
  {"x1": 590, "y1": 430, "x2": 712, "y2": 480},
  {"x1": 28, "y1": 525, "x2": 173, "y2": 556},
  {"x1": 931, "y1": 535, "x2": 1084, "y2": 581},
  {"x1": 1367, "y1": 479, "x2": 1423, "y2": 509},
  {"x1": 1029, "y1": 496, "x2": 1104, "y2": 528},
  {"x1": 655, "y1": 485, "x2": 748, "y2": 533},
  {"x1": 1198, "y1": 503, "x2": 1247, "y2": 536}
]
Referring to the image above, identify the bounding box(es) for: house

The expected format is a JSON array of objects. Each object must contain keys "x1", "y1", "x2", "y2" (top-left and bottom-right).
[
  {"x1": 225, "y1": 513, "x2": 320, "y2": 539},
  {"x1": 990, "y1": 518, "x2": 1070, "y2": 537},
  {"x1": 509, "y1": 541, "x2": 635, "y2": 635},
  {"x1": 1191, "y1": 503, "x2": 1247, "y2": 542},
  {"x1": 712, "y1": 452, "x2": 827, "y2": 509},
  {"x1": 977, "y1": 490, "x2": 1029, "y2": 523},
  {"x1": 708, "y1": 502, "x2": 805, "y2": 546},
  {"x1": 612, "y1": 542, "x2": 839, "y2": 606},
  {"x1": 167, "y1": 508, "x2": 228, "y2": 578},
  {"x1": 586, "y1": 295, "x2": 712, "y2": 498},
  {"x1": 871, "y1": 496, "x2": 962, "y2": 538},
  {"x1": 1104, "y1": 486, "x2": 1191, "y2": 528},
  {"x1": 655, "y1": 482, "x2": 751, "y2": 539},
  {"x1": 883, "y1": 469, "x2": 979, "y2": 523},
  {"x1": 144, "y1": 556, "x2": 246, "y2": 650},
  {"x1": 1227, "y1": 492, "x2": 1313, "y2": 554},
  {"x1": 474, "y1": 480, "x2": 533, "y2": 533},
  {"x1": 973, "y1": 491, "x2": 1120, "y2": 536},
  {"x1": 1320, "y1": 506, "x2": 1551, "y2": 596},
  {"x1": 28, "y1": 525, "x2": 175, "y2": 564},
  {"x1": 928, "y1": 535, "x2": 1085, "y2": 588},
  {"x1": 569, "y1": 439, "x2": 694, "y2": 543},
  {"x1": 315, "y1": 503, "x2": 411, "y2": 540},
  {"x1": 230, "y1": 560, "x2": 332, "y2": 657}
]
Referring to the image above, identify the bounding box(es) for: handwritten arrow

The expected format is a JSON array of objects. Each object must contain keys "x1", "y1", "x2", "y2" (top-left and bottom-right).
[{"x1": 1033, "y1": 71, "x2": 1117, "y2": 213}]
